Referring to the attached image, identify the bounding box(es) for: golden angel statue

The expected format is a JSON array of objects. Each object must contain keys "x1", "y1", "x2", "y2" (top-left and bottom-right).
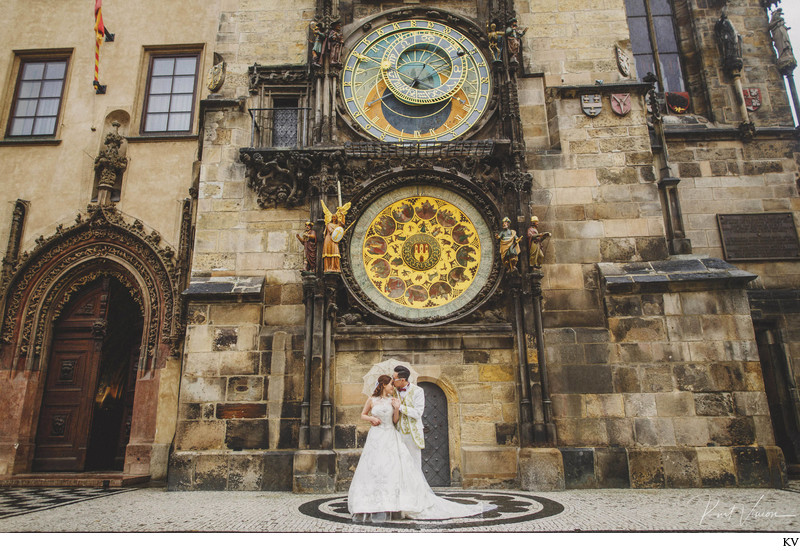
[{"x1": 321, "y1": 200, "x2": 351, "y2": 272}]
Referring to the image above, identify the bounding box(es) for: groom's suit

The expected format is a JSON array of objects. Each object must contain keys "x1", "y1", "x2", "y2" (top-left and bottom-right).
[{"x1": 396, "y1": 382, "x2": 425, "y2": 468}]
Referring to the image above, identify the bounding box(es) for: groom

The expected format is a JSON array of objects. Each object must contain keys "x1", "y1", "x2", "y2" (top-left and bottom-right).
[{"x1": 391, "y1": 365, "x2": 425, "y2": 468}]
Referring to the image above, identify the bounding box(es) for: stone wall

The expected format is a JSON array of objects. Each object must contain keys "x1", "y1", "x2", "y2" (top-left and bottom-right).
[
  {"x1": 169, "y1": 295, "x2": 306, "y2": 490},
  {"x1": 0, "y1": 0, "x2": 219, "y2": 254},
  {"x1": 678, "y1": 0, "x2": 794, "y2": 126},
  {"x1": 515, "y1": 258, "x2": 788, "y2": 489},
  {"x1": 526, "y1": 84, "x2": 667, "y2": 329},
  {"x1": 334, "y1": 326, "x2": 520, "y2": 489},
  {"x1": 171, "y1": 0, "x2": 317, "y2": 489}
]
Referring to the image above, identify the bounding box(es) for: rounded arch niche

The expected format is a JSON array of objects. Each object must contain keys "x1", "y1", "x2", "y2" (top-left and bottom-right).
[{"x1": 341, "y1": 169, "x2": 501, "y2": 326}]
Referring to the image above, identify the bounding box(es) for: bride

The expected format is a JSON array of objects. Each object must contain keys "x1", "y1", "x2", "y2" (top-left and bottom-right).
[{"x1": 348, "y1": 374, "x2": 494, "y2": 522}]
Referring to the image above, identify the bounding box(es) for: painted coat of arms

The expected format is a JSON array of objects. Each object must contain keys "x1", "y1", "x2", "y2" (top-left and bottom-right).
[
  {"x1": 610, "y1": 93, "x2": 632, "y2": 116},
  {"x1": 665, "y1": 92, "x2": 690, "y2": 114},
  {"x1": 743, "y1": 88, "x2": 762, "y2": 112},
  {"x1": 581, "y1": 94, "x2": 602, "y2": 117}
]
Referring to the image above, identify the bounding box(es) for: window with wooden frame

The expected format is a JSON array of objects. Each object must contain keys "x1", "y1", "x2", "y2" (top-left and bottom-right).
[
  {"x1": 6, "y1": 55, "x2": 69, "y2": 138},
  {"x1": 141, "y1": 52, "x2": 200, "y2": 134},
  {"x1": 625, "y1": 0, "x2": 686, "y2": 93}
]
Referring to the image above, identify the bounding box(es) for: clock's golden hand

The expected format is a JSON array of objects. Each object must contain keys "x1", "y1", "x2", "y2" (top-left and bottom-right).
[{"x1": 354, "y1": 52, "x2": 378, "y2": 63}]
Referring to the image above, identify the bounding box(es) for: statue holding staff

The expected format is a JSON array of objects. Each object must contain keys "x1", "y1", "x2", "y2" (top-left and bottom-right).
[{"x1": 296, "y1": 221, "x2": 317, "y2": 273}]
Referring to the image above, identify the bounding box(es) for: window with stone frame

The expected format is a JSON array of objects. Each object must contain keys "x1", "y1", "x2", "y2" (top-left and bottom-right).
[
  {"x1": 6, "y1": 55, "x2": 69, "y2": 138},
  {"x1": 141, "y1": 52, "x2": 200, "y2": 134},
  {"x1": 250, "y1": 89, "x2": 310, "y2": 149},
  {"x1": 625, "y1": 0, "x2": 686, "y2": 93}
]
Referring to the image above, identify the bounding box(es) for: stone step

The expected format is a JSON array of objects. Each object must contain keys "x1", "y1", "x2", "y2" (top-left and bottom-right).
[{"x1": 0, "y1": 473, "x2": 150, "y2": 488}]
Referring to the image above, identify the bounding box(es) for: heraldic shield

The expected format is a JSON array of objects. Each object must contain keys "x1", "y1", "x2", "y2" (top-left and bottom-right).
[
  {"x1": 610, "y1": 93, "x2": 631, "y2": 116},
  {"x1": 581, "y1": 94, "x2": 602, "y2": 117}
]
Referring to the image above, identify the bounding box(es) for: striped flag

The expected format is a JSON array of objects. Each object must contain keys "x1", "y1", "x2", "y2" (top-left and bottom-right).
[{"x1": 94, "y1": 0, "x2": 104, "y2": 90}]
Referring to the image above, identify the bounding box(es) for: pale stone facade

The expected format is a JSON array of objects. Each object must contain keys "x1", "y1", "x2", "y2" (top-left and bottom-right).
[{"x1": 1, "y1": 0, "x2": 798, "y2": 491}]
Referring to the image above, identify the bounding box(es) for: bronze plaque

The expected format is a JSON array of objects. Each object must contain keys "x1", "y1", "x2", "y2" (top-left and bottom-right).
[{"x1": 717, "y1": 213, "x2": 800, "y2": 261}]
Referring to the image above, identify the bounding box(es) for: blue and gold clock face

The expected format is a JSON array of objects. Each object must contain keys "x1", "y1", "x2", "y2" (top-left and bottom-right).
[{"x1": 342, "y1": 20, "x2": 492, "y2": 142}]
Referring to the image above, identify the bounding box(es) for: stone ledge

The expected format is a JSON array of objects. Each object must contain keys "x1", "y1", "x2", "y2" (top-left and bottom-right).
[
  {"x1": 183, "y1": 276, "x2": 264, "y2": 302},
  {"x1": 599, "y1": 256, "x2": 757, "y2": 295},
  {"x1": 548, "y1": 81, "x2": 652, "y2": 99},
  {"x1": 167, "y1": 450, "x2": 293, "y2": 491},
  {"x1": 165, "y1": 446, "x2": 786, "y2": 491},
  {"x1": 517, "y1": 446, "x2": 785, "y2": 490}
]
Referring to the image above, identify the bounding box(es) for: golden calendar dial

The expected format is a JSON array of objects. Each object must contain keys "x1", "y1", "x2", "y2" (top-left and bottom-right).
[{"x1": 348, "y1": 186, "x2": 495, "y2": 324}]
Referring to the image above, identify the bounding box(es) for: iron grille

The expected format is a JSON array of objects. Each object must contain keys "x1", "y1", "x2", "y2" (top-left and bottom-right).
[{"x1": 248, "y1": 106, "x2": 310, "y2": 149}]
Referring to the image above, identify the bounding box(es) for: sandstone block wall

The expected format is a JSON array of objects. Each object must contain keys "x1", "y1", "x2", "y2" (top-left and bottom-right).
[
  {"x1": 548, "y1": 287, "x2": 772, "y2": 449},
  {"x1": 177, "y1": 302, "x2": 305, "y2": 453},
  {"x1": 334, "y1": 328, "x2": 519, "y2": 487}
]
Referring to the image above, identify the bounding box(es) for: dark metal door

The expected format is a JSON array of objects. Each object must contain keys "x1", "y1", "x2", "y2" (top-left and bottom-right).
[
  {"x1": 755, "y1": 324, "x2": 800, "y2": 465},
  {"x1": 420, "y1": 382, "x2": 450, "y2": 487}
]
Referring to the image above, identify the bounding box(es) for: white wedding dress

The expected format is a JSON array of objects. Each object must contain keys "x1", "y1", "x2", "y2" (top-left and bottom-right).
[{"x1": 348, "y1": 396, "x2": 495, "y2": 522}]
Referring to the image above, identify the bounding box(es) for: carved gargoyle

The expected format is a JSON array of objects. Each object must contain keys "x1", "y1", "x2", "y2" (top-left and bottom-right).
[{"x1": 241, "y1": 151, "x2": 313, "y2": 208}]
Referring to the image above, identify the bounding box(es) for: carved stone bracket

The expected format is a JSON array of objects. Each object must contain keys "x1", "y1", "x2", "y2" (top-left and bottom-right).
[
  {"x1": 240, "y1": 142, "x2": 519, "y2": 209},
  {"x1": 247, "y1": 64, "x2": 309, "y2": 94},
  {"x1": 501, "y1": 170, "x2": 533, "y2": 194}
]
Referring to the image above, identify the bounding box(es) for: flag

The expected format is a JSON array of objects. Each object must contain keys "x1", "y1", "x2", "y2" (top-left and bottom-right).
[
  {"x1": 94, "y1": 0, "x2": 104, "y2": 38},
  {"x1": 94, "y1": 0, "x2": 104, "y2": 90}
]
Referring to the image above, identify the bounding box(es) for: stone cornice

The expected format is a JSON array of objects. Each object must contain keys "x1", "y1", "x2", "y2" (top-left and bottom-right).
[
  {"x1": 599, "y1": 256, "x2": 758, "y2": 295},
  {"x1": 548, "y1": 81, "x2": 653, "y2": 99}
]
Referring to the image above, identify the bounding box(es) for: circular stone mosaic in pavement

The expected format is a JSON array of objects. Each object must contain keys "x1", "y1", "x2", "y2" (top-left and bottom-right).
[{"x1": 299, "y1": 490, "x2": 565, "y2": 530}]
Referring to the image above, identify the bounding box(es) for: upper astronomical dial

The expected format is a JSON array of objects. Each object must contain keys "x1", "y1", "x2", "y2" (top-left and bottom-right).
[
  {"x1": 380, "y1": 30, "x2": 467, "y2": 105},
  {"x1": 342, "y1": 19, "x2": 492, "y2": 142}
]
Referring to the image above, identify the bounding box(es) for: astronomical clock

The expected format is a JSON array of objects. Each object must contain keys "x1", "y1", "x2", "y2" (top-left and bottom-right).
[
  {"x1": 341, "y1": 19, "x2": 492, "y2": 142},
  {"x1": 338, "y1": 15, "x2": 500, "y2": 326}
]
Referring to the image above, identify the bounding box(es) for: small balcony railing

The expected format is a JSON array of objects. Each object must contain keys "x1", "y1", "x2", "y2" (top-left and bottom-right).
[{"x1": 248, "y1": 107, "x2": 311, "y2": 149}]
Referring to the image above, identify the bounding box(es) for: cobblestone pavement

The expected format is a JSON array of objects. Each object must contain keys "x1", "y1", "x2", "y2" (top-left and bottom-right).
[{"x1": 0, "y1": 482, "x2": 798, "y2": 533}]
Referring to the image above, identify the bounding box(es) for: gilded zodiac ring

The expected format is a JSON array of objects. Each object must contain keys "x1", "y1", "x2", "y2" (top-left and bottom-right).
[{"x1": 348, "y1": 186, "x2": 495, "y2": 323}]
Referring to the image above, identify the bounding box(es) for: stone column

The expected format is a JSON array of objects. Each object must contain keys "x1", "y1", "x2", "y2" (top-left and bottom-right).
[
  {"x1": 510, "y1": 275, "x2": 534, "y2": 447},
  {"x1": 529, "y1": 271, "x2": 556, "y2": 444},
  {"x1": 299, "y1": 274, "x2": 316, "y2": 449},
  {"x1": 1, "y1": 200, "x2": 28, "y2": 289},
  {"x1": 320, "y1": 273, "x2": 339, "y2": 449}
]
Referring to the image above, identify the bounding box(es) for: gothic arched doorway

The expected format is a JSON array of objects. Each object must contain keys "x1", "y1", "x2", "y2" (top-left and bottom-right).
[
  {"x1": 33, "y1": 278, "x2": 143, "y2": 472},
  {"x1": 419, "y1": 382, "x2": 451, "y2": 487}
]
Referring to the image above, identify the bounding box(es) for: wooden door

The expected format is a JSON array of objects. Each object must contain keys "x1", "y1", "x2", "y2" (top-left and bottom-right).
[
  {"x1": 755, "y1": 324, "x2": 800, "y2": 465},
  {"x1": 419, "y1": 382, "x2": 451, "y2": 487},
  {"x1": 32, "y1": 281, "x2": 109, "y2": 472}
]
